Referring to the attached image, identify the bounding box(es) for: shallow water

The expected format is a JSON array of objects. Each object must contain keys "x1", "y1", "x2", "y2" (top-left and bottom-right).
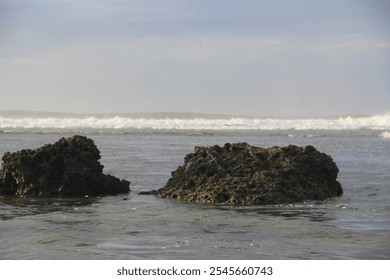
[{"x1": 0, "y1": 130, "x2": 389, "y2": 259}]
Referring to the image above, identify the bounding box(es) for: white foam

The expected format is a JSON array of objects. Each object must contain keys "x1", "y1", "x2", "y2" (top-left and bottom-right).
[
  {"x1": 0, "y1": 113, "x2": 389, "y2": 131},
  {"x1": 380, "y1": 131, "x2": 390, "y2": 139}
]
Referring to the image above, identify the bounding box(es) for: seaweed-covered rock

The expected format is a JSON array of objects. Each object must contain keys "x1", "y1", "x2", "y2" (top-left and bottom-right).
[
  {"x1": 156, "y1": 142, "x2": 342, "y2": 205},
  {"x1": 0, "y1": 135, "x2": 130, "y2": 196}
]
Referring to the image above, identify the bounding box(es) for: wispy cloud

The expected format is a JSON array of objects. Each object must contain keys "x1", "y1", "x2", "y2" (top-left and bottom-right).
[{"x1": 0, "y1": 0, "x2": 389, "y2": 115}]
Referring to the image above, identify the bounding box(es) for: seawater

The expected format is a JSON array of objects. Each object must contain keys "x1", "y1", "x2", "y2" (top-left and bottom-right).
[{"x1": 0, "y1": 114, "x2": 389, "y2": 259}]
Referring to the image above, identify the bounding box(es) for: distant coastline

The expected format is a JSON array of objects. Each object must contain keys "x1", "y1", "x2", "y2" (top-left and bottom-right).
[
  {"x1": 0, "y1": 109, "x2": 375, "y2": 120},
  {"x1": 0, "y1": 110, "x2": 237, "y2": 120}
]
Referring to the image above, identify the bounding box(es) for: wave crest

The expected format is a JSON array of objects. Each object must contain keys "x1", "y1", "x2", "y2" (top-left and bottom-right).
[
  {"x1": 380, "y1": 131, "x2": 390, "y2": 139},
  {"x1": 1, "y1": 113, "x2": 389, "y2": 132}
]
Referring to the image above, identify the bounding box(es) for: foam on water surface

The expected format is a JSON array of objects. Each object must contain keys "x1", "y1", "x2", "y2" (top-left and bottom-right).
[{"x1": 1, "y1": 113, "x2": 389, "y2": 132}]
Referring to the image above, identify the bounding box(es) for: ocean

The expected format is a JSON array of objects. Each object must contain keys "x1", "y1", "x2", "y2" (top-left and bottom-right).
[{"x1": 0, "y1": 111, "x2": 389, "y2": 259}]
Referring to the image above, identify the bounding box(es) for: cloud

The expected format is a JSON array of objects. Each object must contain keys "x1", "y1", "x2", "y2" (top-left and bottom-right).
[
  {"x1": 1, "y1": 0, "x2": 389, "y2": 115},
  {"x1": 2, "y1": 0, "x2": 388, "y2": 46},
  {"x1": 1, "y1": 32, "x2": 389, "y2": 114}
]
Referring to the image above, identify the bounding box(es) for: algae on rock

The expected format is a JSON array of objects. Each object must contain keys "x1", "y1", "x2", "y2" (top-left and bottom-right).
[{"x1": 156, "y1": 142, "x2": 342, "y2": 205}]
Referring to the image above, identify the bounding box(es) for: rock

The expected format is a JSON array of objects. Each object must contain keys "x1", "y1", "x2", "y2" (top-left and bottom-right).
[
  {"x1": 156, "y1": 142, "x2": 342, "y2": 205},
  {"x1": 0, "y1": 135, "x2": 130, "y2": 196}
]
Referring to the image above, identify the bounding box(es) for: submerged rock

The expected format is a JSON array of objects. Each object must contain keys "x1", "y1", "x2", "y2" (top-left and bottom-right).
[
  {"x1": 0, "y1": 135, "x2": 130, "y2": 196},
  {"x1": 156, "y1": 142, "x2": 342, "y2": 205}
]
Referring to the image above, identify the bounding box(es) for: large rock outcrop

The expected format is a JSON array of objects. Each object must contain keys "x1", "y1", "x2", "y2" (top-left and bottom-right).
[
  {"x1": 0, "y1": 135, "x2": 130, "y2": 196},
  {"x1": 156, "y1": 142, "x2": 342, "y2": 205}
]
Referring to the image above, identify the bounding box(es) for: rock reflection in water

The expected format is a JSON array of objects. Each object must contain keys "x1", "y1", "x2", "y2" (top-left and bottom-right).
[
  {"x1": 208, "y1": 202, "x2": 334, "y2": 222},
  {"x1": 0, "y1": 196, "x2": 99, "y2": 220}
]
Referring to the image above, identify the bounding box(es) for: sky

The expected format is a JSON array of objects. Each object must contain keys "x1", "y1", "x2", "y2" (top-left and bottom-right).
[{"x1": 0, "y1": 0, "x2": 389, "y2": 116}]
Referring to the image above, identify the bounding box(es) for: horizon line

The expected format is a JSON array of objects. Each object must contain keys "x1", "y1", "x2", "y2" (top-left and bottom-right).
[{"x1": 0, "y1": 109, "x2": 382, "y2": 120}]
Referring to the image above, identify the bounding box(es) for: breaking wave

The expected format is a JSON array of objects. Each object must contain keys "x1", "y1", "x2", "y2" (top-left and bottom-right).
[
  {"x1": 0, "y1": 113, "x2": 389, "y2": 132},
  {"x1": 380, "y1": 131, "x2": 390, "y2": 139}
]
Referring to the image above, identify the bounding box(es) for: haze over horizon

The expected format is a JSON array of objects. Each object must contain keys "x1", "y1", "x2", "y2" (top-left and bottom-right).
[
  {"x1": 0, "y1": 108, "x2": 387, "y2": 120},
  {"x1": 1, "y1": 0, "x2": 389, "y2": 116}
]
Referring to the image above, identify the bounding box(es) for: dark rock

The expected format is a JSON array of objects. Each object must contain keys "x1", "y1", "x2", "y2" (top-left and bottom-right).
[
  {"x1": 0, "y1": 135, "x2": 130, "y2": 196},
  {"x1": 156, "y1": 142, "x2": 342, "y2": 205}
]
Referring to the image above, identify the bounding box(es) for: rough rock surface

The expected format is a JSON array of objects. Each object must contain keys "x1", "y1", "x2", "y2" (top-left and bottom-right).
[
  {"x1": 156, "y1": 142, "x2": 342, "y2": 205},
  {"x1": 0, "y1": 135, "x2": 130, "y2": 196}
]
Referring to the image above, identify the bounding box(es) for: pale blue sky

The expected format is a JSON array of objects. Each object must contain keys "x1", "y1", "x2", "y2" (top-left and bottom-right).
[{"x1": 1, "y1": 0, "x2": 389, "y2": 116}]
